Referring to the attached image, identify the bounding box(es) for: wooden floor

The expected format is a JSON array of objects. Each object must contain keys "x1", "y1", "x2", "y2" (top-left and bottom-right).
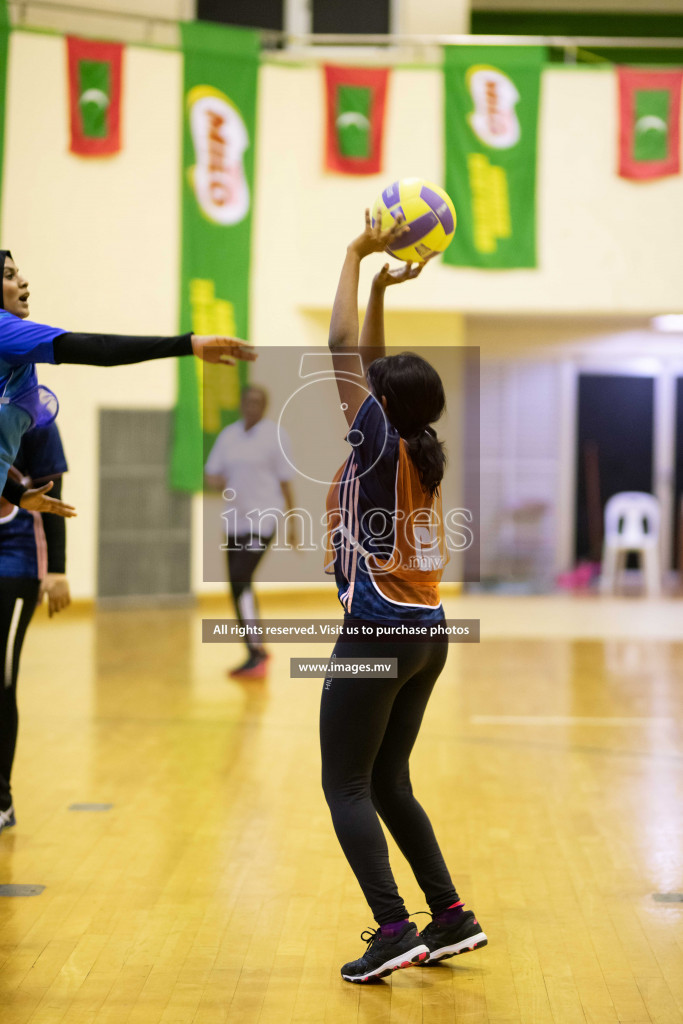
[{"x1": 1, "y1": 592, "x2": 683, "y2": 1023}]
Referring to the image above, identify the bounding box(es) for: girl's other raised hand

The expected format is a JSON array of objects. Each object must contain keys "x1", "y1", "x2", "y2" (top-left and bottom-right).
[{"x1": 373, "y1": 253, "x2": 436, "y2": 288}]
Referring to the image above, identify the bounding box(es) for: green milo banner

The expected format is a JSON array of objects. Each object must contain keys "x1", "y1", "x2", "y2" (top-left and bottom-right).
[
  {"x1": 443, "y1": 46, "x2": 545, "y2": 269},
  {"x1": 171, "y1": 22, "x2": 259, "y2": 491}
]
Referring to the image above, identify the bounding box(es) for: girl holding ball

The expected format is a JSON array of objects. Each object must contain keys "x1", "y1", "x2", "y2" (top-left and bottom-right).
[{"x1": 321, "y1": 211, "x2": 486, "y2": 983}]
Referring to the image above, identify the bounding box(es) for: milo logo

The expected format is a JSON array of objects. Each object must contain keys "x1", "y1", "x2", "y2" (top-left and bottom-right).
[
  {"x1": 187, "y1": 85, "x2": 249, "y2": 225},
  {"x1": 466, "y1": 65, "x2": 520, "y2": 149}
]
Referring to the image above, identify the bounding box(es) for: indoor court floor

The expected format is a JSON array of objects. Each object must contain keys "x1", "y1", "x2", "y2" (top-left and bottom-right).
[{"x1": 1, "y1": 591, "x2": 682, "y2": 1023}]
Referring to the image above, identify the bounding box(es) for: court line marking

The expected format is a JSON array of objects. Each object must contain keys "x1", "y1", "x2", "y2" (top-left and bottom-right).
[
  {"x1": 5, "y1": 598, "x2": 23, "y2": 688},
  {"x1": 469, "y1": 715, "x2": 675, "y2": 726}
]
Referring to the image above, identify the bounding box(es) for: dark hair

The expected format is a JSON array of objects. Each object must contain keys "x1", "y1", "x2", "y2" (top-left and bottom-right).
[
  {"x1": 366, "y1": 352, "x2": 446, "y2": 498},
  {"x1": 241, "y1": 384, "x2": 268, "y2": 404},
  {"x1": 0, "y1": 250, "x2": 13, "y2": 311}
]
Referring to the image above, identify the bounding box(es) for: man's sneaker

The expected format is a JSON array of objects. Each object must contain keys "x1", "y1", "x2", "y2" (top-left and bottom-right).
[
  {"x1": 420, "y1": 910, "x2": 487, "y2": 963},
  {"x1": 341, "y1": 922, "x2": 429, "y2": 983},
  {"x1": 0, "y1": 805, "x2": 16, "y2": 833}
]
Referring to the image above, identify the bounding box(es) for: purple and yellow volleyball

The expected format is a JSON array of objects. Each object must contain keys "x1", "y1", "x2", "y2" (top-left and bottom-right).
[{"x1": 371, "y1": 178, "x2": 456, "y2": 263}]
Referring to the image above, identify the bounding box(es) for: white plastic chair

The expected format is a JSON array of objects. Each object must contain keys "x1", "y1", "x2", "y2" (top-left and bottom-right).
[{"x1": 600, "y1": 491, "x2": 661, "y2": 596}]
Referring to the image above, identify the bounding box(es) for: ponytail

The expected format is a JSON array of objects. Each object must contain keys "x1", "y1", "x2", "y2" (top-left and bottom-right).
[
  {"x1": 405, "y1": 425, "x2": 446, "y2": 499},
  {"x1": 367, "y1": 352, "x2": 447, "y2": 498}
]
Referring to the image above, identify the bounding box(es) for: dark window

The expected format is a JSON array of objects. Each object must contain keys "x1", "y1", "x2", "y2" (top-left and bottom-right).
[
  {"x1": 313, "y1": 0, "x2": 390, "y2": 34},
  {"x1": 673, "y1": 378, "x2": 683, "y2": 570},
  {"x1": 471, "y1": 11, "x2": 683, "y2": 65},
  {"x1": 197, "y1": 0, "x2": 391, "y2": 36},
  {"x1": 197, "y1": 0, "x2": 283, "y2": 31}
]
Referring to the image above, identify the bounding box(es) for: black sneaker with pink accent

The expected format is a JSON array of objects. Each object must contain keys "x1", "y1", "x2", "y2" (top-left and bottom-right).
[
  {"x1": 340, "y1": 922, "x2": 429, "y2": 983},
  {"x1": 420, "y1": 909, "x2": 487, "y2": 963}
]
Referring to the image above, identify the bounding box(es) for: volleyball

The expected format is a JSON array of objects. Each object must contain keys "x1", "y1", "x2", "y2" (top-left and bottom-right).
[{"x1": 371, "y1": 178, "x2": 456, "y2": 263}]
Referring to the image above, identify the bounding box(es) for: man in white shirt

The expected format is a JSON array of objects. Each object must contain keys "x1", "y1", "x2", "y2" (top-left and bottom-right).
[{"x1": 205, "y1": 385, "x2": 295, "y2": 679}]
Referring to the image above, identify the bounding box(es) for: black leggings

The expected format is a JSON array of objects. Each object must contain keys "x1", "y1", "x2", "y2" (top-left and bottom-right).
[
  {"x1": 320, "y1": 632, "x2": 459, "y2": 925},
  {"x1": 226, "y1": 535, "x2": 272, "y2": 654},
  {"x1": 0, "y1": 578, "x2": 39, "y2": 811}
]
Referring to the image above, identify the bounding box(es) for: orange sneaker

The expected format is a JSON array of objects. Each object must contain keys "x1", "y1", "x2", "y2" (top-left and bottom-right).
[{"x1": 228, "y1": 652, "x2": 270, "y2": 679}]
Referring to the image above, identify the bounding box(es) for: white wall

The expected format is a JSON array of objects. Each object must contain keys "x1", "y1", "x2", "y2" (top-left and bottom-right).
[
  {"x1": 4, "y1": 31, "x2": 683, "y2": 597},
  {"x1": 254, "y1": 62, "x2": 683, "y2": 317},
  {"x1": 7, "y1": 0, "x2": 193, "y2": 47},
  {"x1": 394, "y1": 0, "x2": 470, "y2": 35},
  {"x1": 468, "y1": 317, "x2": 683, "y2": 579},
  {"x1": 2, "y1": 33, "x2": 182, "y2": 598},
  {"x1": 479, "y1": 360, "x2": 564, "y2": 582}
]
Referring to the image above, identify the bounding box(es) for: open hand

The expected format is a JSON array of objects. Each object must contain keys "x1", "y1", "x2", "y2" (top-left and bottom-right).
[
  {"x1": 191, "y1": 336, "x2": 257, "y2": 365},
  {"x1": 20, "y1": 482, "x2": 77, "y2": 518},
  {"x1": 348, "y1": 208, "x2": 410, "y2": 260},
  {"x1": 39, "y1": 573, "x2": 71, "y2": 617},
  {"x1": 374, "y1": 257, "x2": 433, "y2": 288}
]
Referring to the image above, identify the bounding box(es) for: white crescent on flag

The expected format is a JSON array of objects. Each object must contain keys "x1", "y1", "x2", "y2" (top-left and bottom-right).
[
  {"x1": 635, "y1": 115, "x2": 667, "y2": 134},
  {"x1": 336, "y1": 112, "x2": 370, "y2": 131},
  {"x1": 79, "y1": 88, "x2": 110, "y2": 110}
]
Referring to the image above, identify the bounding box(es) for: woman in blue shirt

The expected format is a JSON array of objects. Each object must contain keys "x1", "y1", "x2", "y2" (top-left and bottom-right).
[
  {"x1": 0, "y1": 249, "x2": 255, "y2": 500},
  {"x1": 0, "y1": 421, "x2": 70, "y2": 833}
]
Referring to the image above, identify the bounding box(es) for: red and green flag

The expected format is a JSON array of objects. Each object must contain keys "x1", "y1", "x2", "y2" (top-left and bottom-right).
[
  {"x1": 443, "y1": 45, "x2": 545, "y2": 269},
  {"x1": 617, "y1": 67, "x2": 683, "y2": 181},
  {"x1": 67, "y1": 36, "x2": 123, "y2": 157},
  {"x1": 324, "y1": 65, "x2": 389, "y2": 175}
]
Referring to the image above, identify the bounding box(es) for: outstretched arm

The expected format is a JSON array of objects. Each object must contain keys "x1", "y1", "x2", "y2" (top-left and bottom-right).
[
  {"x1": 1, "y1": 467, "x2": 76, "y2": 517},
  {"x1": 328, "y1": 210, "x2": 408, "y2": 428},
  {"x1": 52, "y1": 332, "x2": 256, "y2": 366},
  {"x1": 1, "y1": 317, "x2": 254, "y2": 369},
  {"x1": 359, "y1": 259, "x2": 431, "y2": 374},
  {"x1": 358, "y1": 276, "x2": 386, "y2": 373},
  {"x1": 20, "y1": 480, "x2": 77, "y2": 518}
]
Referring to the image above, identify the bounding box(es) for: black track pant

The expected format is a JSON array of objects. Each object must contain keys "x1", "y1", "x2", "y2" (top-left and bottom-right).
[
  {"x1": 0, "y1": 578, "x2": 39, "y2": 811},
  {"x1": 226, "y1": 535, "x2": 272, "y2": 654},
  {"x1": 320, "y1": 632, "x2": 459, "y2": 925}
]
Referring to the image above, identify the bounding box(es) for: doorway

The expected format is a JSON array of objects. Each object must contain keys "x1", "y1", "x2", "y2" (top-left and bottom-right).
[
  {"x1": 672, "y1": 377, "x2": 683, "y2": 570},
  {"x1": 575, "y1": 374, "x2": 655, "y2": 563}
]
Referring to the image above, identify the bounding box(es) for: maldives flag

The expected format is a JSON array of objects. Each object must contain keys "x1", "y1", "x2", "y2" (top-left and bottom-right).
[
  {"x1": 67, "y1": 36, "x2": 123, "y2": 157},
  {"x1": 618, "y1": 67, "x2": 683, "y2": 181},
  {"x1": 324, "y1": 65, "x2": 389, "y2": 175}
]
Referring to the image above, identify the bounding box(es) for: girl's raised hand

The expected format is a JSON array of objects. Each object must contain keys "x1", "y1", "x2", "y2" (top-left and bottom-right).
[
  {"x1": 348, "y1": 208, "x2": 410, "y2": 259},
  {"x1": 374, "y1": 251, "x2": 436, "y2": 287}
]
